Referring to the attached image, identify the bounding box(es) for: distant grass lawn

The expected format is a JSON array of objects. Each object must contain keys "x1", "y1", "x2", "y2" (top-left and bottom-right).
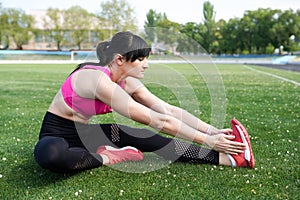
[{"x1": 0, "y1": 63, "x2": 299, "y2": 199}]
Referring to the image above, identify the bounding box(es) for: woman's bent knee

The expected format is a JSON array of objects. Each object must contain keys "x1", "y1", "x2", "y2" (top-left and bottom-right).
[{"x1": 34, "y1": 136, "x2": 68, "y2": 171}]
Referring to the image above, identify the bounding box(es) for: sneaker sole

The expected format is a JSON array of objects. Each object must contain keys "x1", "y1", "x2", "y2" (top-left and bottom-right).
[
  {"x1": 104, "y1": 145, "x2": 140, "y2": 152},
  {"x1": 231, "y1": 118, "x2": 255, "y2": 169}
]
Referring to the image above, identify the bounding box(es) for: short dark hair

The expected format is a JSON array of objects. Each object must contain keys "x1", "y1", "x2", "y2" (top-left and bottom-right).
[{"x1": 96, "y1": 31, "x2": 151, "y2": 66}]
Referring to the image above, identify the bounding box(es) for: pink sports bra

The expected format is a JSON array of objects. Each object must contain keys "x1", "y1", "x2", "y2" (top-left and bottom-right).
[{"x1": 61, "y1": 65, "x2": 125, "y2": 118}]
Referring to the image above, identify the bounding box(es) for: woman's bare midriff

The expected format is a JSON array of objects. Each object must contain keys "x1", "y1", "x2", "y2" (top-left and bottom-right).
[{"x1": 48, "y1": 90, "x2": 90, "y2": 124}]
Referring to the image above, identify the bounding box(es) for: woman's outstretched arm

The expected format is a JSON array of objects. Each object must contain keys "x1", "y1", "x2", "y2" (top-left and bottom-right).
[{"x1": 126, "y1": 77, "x2": 231, "y2": 135}]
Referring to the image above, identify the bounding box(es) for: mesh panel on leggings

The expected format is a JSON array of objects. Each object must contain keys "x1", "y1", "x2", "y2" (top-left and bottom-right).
[
  {"x1": 174, "y1": 140, "x2": 219, "y2": 164},
  {"x1": 73, "y1": 151, "x2": 100, "y2": 171},
  {"x1": 111, "y1": 124, "x2": 120, "y2": 143}
]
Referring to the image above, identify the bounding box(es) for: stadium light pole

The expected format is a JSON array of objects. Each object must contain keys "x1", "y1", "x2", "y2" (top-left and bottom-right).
[{"x1": 289, "y1": 35, "x2": 295, "y2": 55}]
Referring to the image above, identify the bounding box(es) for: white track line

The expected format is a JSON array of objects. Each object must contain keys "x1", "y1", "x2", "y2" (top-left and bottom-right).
[{"x1": 243, "y1": 65, "x2": 300, "y2": 86}]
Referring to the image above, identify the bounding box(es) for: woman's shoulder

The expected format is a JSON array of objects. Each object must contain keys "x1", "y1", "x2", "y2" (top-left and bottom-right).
[
  {"x1": 71, "y1": 66, "x2": 112, "y2": 91},
  {"x1": 124, "y1": 77, "x2": 145, "y2": 95}
]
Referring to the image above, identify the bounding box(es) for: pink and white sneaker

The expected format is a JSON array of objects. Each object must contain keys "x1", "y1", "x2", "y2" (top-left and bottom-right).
[
  {"x1": 230, "y1": 118, "x2": 255, "y2": 169},
  {"x1": 96, "y1": 145, "x2": 144, "y2": 165}
]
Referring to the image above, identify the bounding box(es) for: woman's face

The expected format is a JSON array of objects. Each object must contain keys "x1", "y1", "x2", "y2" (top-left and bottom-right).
[{"x1": 123, "y1": 57, "x2": 149, "y2": 79}]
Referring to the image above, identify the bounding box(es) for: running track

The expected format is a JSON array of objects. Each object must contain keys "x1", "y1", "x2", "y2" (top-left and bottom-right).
[{"x1": 250, "y1": 64, "x2": 300, "y2": 73}]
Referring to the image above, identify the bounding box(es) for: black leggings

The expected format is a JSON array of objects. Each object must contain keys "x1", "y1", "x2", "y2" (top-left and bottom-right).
[{"x1": 34, "y1": 112, "x2": 219, "y2": 173}]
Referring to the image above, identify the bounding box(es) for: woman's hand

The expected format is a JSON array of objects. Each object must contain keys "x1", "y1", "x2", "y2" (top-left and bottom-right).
[
  {"x1": 219, "y1": 128, "x2": 232, "y2": 135},
  {"x1": 204, "y1": 134, "x2": 246, "y2": 154},
  {"x1": 206, "y1": 126, "x2": 232, "y2": 135}
]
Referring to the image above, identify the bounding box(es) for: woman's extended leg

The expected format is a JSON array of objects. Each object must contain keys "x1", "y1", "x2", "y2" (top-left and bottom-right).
[{"x1": 83, "y1": 124, "x2": 221, "y2": 165}]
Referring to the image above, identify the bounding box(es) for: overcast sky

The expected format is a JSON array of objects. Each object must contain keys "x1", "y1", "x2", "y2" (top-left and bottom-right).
[{"x1": 1, "y1": 0, "x2": 299, "y2": 27}]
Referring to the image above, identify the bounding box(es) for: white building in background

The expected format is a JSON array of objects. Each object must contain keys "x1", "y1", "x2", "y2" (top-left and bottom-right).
[{"x1": 22, "y1": 10, "x2": 54, "y2": 50}]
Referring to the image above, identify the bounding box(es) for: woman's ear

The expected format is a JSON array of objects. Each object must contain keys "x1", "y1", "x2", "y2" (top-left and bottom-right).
[{"x1": 114, "y1": 54, "x2": 124, "y2": 65}]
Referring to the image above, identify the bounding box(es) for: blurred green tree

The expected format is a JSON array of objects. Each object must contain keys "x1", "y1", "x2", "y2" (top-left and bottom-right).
[{"x1": 1, "y1": 8, "x2": 33, "y2": 50}]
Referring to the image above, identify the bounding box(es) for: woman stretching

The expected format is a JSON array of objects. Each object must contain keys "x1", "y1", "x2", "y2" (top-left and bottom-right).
[{"x1": 34, "y1": 31, "x2": 254, "y2": 173}]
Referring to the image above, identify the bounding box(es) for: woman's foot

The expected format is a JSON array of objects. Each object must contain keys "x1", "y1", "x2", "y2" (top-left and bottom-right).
[
  {"x1": 229, "y1": 118, "x2": 255, "y2": 168},
  {"x1": 97, "y1": 145, "x2": 144, "y2": 165}
]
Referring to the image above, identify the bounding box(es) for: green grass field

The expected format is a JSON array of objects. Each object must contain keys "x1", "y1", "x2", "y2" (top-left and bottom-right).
[{"x1": 0, "y1": 63, "x2": 299, "y2": 199}]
